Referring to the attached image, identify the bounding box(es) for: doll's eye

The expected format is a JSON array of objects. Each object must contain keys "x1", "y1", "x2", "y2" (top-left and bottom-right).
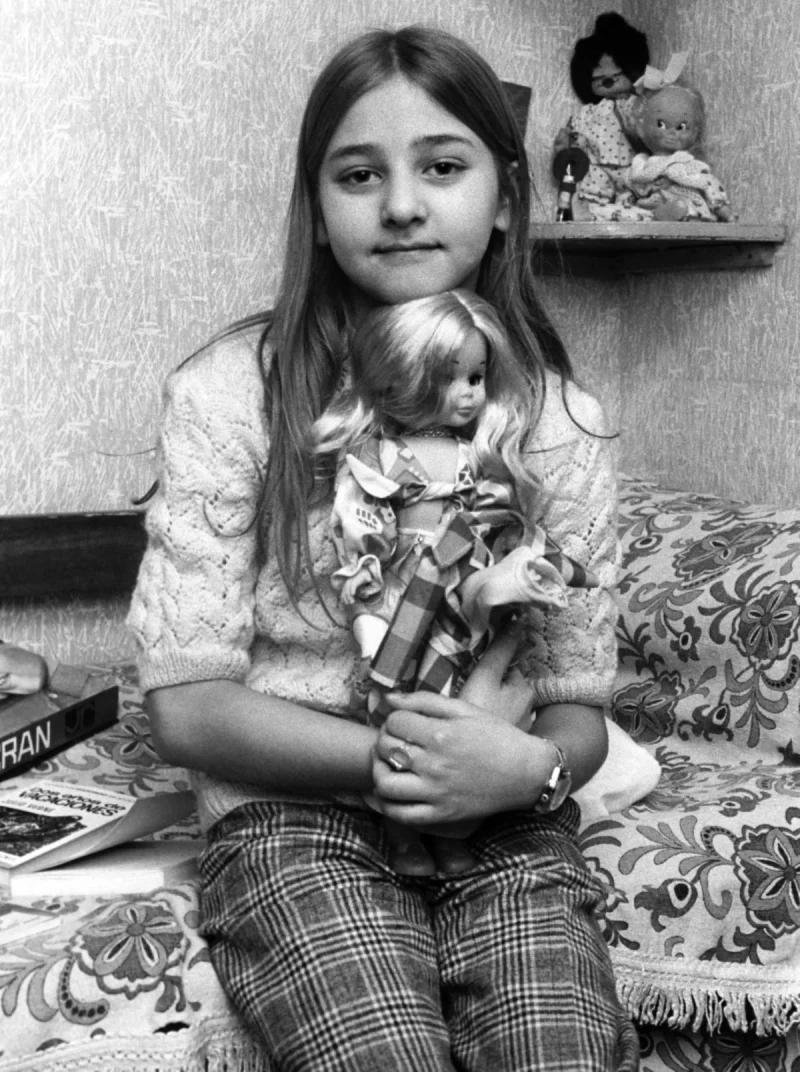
[
  {"x1": 657, "y1": 120, "x2": 666, "y2": 130},
  {"x1": 677, "y1": 122, "x2": 688, "y2": 132}
]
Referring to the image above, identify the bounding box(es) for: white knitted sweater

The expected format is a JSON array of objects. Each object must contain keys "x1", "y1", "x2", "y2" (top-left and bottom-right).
[{"x1": 127, "y1": 329, "x2": 620, "y2": 830}]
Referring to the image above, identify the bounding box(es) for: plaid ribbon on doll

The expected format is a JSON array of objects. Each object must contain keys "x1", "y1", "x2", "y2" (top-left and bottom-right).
[{"x1": 366, "y1": 512, "x2": 598, "y2": 723}]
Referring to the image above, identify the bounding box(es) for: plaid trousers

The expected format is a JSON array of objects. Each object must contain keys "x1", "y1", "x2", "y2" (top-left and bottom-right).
[{"x1": 199, "y1": 799, "x2": 639, "y2": 1072}]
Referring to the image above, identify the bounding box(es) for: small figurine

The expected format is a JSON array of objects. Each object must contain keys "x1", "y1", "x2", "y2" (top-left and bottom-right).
[
  {"x1": 311, "y1": 290, "x2": 597, "y2": 719},
  {"x1": 553, "y1": 11, "x2": 652, "y2": 221},
  {"x1": 620, "y1": 83, "x2": 735, "y2": 222}
]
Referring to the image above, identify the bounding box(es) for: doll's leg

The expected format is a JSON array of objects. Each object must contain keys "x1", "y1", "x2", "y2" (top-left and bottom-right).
[
  {"x1": 460, "y1": 546, "x2": 569, "y2": 640},
  {"x1": 384, "y1": 821, "x2": 480, "y2": 877}
]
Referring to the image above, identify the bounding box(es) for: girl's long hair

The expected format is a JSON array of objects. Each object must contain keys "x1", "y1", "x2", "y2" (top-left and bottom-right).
[
  {"x1": 250, "y1": 25, "x2": 572, "y2": 605},
  {"x1": 312, "y1": 290, "x2": 540, "y2": 518}
]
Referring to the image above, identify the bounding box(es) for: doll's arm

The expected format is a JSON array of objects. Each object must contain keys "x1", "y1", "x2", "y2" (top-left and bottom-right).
[{"x1": 330, "y1": 455, "x2": 398, "y2": 603}]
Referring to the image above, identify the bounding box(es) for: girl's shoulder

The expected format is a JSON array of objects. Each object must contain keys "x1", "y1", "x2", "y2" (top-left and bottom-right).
[
  {"x1": 166, "y1": 324, "x2": 268, "y2": 398},
  {"x1": 162, "y1": 324, "x2": 271, "y2": 447},
  {"x1": 532, "y1": 369, "x2": 611, "y2": 450}
]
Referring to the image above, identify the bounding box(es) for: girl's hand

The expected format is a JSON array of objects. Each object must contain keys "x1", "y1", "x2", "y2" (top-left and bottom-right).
[{"x1": 371, "y1": 687, "x2": 549, "y2": 829}]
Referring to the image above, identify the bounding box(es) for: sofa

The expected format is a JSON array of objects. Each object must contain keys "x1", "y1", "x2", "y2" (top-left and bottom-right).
[{"x1": 1, "y1": 473, "x2": 800, "y2": 1071}]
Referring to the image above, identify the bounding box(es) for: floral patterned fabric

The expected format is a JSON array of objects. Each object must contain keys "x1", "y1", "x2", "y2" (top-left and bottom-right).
[
  {"x1": 585, "y1": 476, "x2": 800, "y2": 1050},
  {"x1": 3, "y1": 474, "x2": 800, "y2": 1070},
  {"x1": 0, "y1": 664, "x2": 266, "y2": 1072}
]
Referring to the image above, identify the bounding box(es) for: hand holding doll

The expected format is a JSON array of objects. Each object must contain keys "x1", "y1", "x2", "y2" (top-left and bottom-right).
[{"x1": 311, "y1": 290, "x2": 599, "y2": 875}]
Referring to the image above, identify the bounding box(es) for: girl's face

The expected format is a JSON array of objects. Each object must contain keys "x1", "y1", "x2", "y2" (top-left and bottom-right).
[
  {"x1": 317, "y1": 76, "x2": 510, "y2": 317},
  {"x1": 436, "y1": 331, "x2": 487, "y2": 430}
]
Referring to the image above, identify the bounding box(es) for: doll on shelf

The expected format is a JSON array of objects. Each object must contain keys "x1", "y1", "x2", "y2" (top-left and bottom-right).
[
  {"x1": 311, "y1": 290, "x2": 598, "y2": 722},
  {"x1": 553, "y1": 11, "x2": 653, "y2": 221},
  {"x1": 618, "y1": 82, "x2": 735, "y2": 222}
]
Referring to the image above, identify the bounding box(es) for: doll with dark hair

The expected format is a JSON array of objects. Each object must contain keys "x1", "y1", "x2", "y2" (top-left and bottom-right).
[{"x1": 554, "y1": 11, "x2": 652, "y2": 220}]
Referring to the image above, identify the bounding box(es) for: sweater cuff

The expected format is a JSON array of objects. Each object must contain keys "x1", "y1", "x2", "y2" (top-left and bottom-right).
[
  {"x1": 137, "y1": 649, "x2": 250, "y2": 694},
  {"x1": 528, "y1": 668, "x2": 617, "y2": 711}
]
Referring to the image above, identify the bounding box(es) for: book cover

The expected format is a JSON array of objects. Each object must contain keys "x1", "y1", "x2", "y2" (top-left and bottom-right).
[
  {"x1": 0, "y1": 901, "x2": 60, "y2": 944},
  {"x1": 0, "y1": 780, "x2": 196, "y2": 884},
  {"x1": 0, "y1": 676, "x2": 119, "y2": 782},
  {"x1": 8, "y1": 838, "x2": 205, "y2": 898}
]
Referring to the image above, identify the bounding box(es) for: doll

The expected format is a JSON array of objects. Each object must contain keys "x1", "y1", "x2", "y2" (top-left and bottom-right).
[
  {"x1": 553, "y1": 11, "x2": 652, "y2": 221},
  {"x1": 311, "y1": 290, "x2": 598, "y2": 721},
  {"x1": 620, "y1": 84, "x2": 735, "y2": 221}
]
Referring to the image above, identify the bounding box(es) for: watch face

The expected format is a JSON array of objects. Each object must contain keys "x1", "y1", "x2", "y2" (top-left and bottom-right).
[{"x1": 534, "y1": 742, "x2": 572, "y2": 813}]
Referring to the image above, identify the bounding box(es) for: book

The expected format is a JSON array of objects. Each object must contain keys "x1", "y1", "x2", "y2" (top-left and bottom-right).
[
  {"x1": 7, "y1": 839, "x2": 205, "y2": 898},
  {"x1": 0, "y1": 780, "x2": 196, "y2": 886},
  {"x1": 0, "y1": 901, "x2": 60, "y2": 944},
  {"x1": 0, "y1": 677, "x2": 119, "y2": 782}
]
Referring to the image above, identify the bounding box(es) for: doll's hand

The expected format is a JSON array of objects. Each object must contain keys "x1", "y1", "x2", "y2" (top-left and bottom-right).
[
  {"x1": 458, "y1": 625, "x2": 535, "y2": 730},
  {"x1": 553, "y1": 126, "x2": 572, "y2": 156},
  {"x1": 340, "y1": 568, "x2": 376, "y2": 605}
]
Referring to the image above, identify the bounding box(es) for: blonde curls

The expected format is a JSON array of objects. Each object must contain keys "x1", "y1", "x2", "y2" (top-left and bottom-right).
[{"x1": 310, "y1": 290, "x2": 540, "y2": 515}]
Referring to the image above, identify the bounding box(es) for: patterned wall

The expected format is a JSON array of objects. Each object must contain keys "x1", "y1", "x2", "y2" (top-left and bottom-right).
[
  {"x1": 3, "y1": 0, "x2": 795, "y2": 661},
  {"x1": 614, "y1": 1, "x2": 799, "y2": 504}
]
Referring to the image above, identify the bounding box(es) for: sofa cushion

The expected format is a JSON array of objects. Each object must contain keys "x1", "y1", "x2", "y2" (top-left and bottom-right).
[{"x1": 582, "y1": 477, "x2": 800, "y2": 1037}]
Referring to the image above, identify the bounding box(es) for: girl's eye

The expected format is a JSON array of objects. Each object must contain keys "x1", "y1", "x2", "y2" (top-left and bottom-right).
[
  {"x1": 339, "y1": 167, "x2": 379, "y2": 187},
  {"x1": 426, "y1": 160, "x2": 464, "y2": 179},
  {"x1": 469, "y1": 374, "x2": 483, "y2": 387}
]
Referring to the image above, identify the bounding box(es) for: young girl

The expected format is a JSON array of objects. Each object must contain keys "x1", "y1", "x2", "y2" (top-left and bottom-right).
[
  {"x1": 128, "y1": 24, "x2": 639, "y2": 1071},
  {"x1": 314, "y1": 289, "x2": 597, "y2": 719}
]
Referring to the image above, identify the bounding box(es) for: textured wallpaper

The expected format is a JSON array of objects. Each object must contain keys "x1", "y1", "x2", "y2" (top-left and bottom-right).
[
  {"x1": 3, "y1": 0, "x2": 796, "y2": 661},
  {"x1": 612, "y1": 1, "x2": 799, "y2": 505}
]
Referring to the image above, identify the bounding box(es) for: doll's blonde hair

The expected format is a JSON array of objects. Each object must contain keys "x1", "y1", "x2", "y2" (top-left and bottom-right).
[{"x1": 312, "y1": 290, "x2": 540, "y2": 517}]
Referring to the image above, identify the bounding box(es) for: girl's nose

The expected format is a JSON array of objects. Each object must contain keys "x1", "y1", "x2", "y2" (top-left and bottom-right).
[{"x1": 380, "y1": 174, "x2": 426, "y2": 227}]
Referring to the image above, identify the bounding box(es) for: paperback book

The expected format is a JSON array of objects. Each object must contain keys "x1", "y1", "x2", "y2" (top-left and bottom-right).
[
  {"x1": 0, "y1": 670, "x2": 119, "y2": 781},
  {"x1": 0, "y1": 780, "x2": 196, "y2": 886},
  {"x1": 7, "y1": 838, "x2": 205, "y2": 898}
]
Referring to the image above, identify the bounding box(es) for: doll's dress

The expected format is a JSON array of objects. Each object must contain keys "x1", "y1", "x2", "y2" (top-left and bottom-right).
[
  {"x1": 621, "y1": 151, "x2": 733, "y2": 221},
  {"x1": 563, "y1": 97, "x2": 651, "y2": 221},
  {"x1": 330, "y1": 434, "x2": 596, "y2": 722}
]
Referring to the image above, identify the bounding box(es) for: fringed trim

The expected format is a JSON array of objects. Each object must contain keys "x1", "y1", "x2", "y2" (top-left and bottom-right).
[
  {"x1": 0, "y1": 1018, "x2": 271, "y2": 1072},
  {"x1": 613, "y1": 953, "x2": 800, "y2": 1037}
]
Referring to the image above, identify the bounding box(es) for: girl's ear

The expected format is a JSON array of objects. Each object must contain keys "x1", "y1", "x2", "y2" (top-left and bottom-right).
[{"x1": 493, "y1": 161, "x2": 519, "y2": 234}]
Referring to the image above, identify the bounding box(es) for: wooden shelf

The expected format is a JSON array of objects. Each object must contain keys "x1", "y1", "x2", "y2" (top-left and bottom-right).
[{"x1": 530, "y1": 222, "x2": 787, "y2": 275}]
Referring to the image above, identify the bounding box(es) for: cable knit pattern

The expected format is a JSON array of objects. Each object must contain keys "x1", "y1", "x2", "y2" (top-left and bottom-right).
[
  {"x1": 516, "y1": 377, "x2": 620, "y2": 708},
  {"x1": 127, "y1": 330, "x2": 619, "y2": 828}
]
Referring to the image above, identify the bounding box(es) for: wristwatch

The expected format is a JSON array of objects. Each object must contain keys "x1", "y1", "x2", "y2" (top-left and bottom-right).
[{"x1": 533, "y1": 739, "x2": 572, "y2": 813}]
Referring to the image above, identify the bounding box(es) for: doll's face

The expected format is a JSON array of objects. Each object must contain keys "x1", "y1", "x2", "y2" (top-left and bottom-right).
[
  {"x1": 591, "y1": 54, "x2": 634, "y2": 100},
  {"x1": 436, "y1": 331, "x2": 487, "y2": 429},
  {"x1": 641, "y1": 88, "x2": 701, "y2": 154}
]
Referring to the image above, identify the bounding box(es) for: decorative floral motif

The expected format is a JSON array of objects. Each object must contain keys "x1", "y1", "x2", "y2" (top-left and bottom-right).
[
  {"x1": 735, "y1": 821, "x2": 800, "y2": 939},
  {"x1": 71, "y1": 899, "x2": 188, "y2": 1002},
  {"x1": 585, "y1": 478, "x2": 800, "y2": 1050}
]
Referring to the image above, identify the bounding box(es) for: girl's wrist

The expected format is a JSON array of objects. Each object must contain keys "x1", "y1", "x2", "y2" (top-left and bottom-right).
[{"x1": 516, "y1": 734, "x2": 564, "y2": 811}]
